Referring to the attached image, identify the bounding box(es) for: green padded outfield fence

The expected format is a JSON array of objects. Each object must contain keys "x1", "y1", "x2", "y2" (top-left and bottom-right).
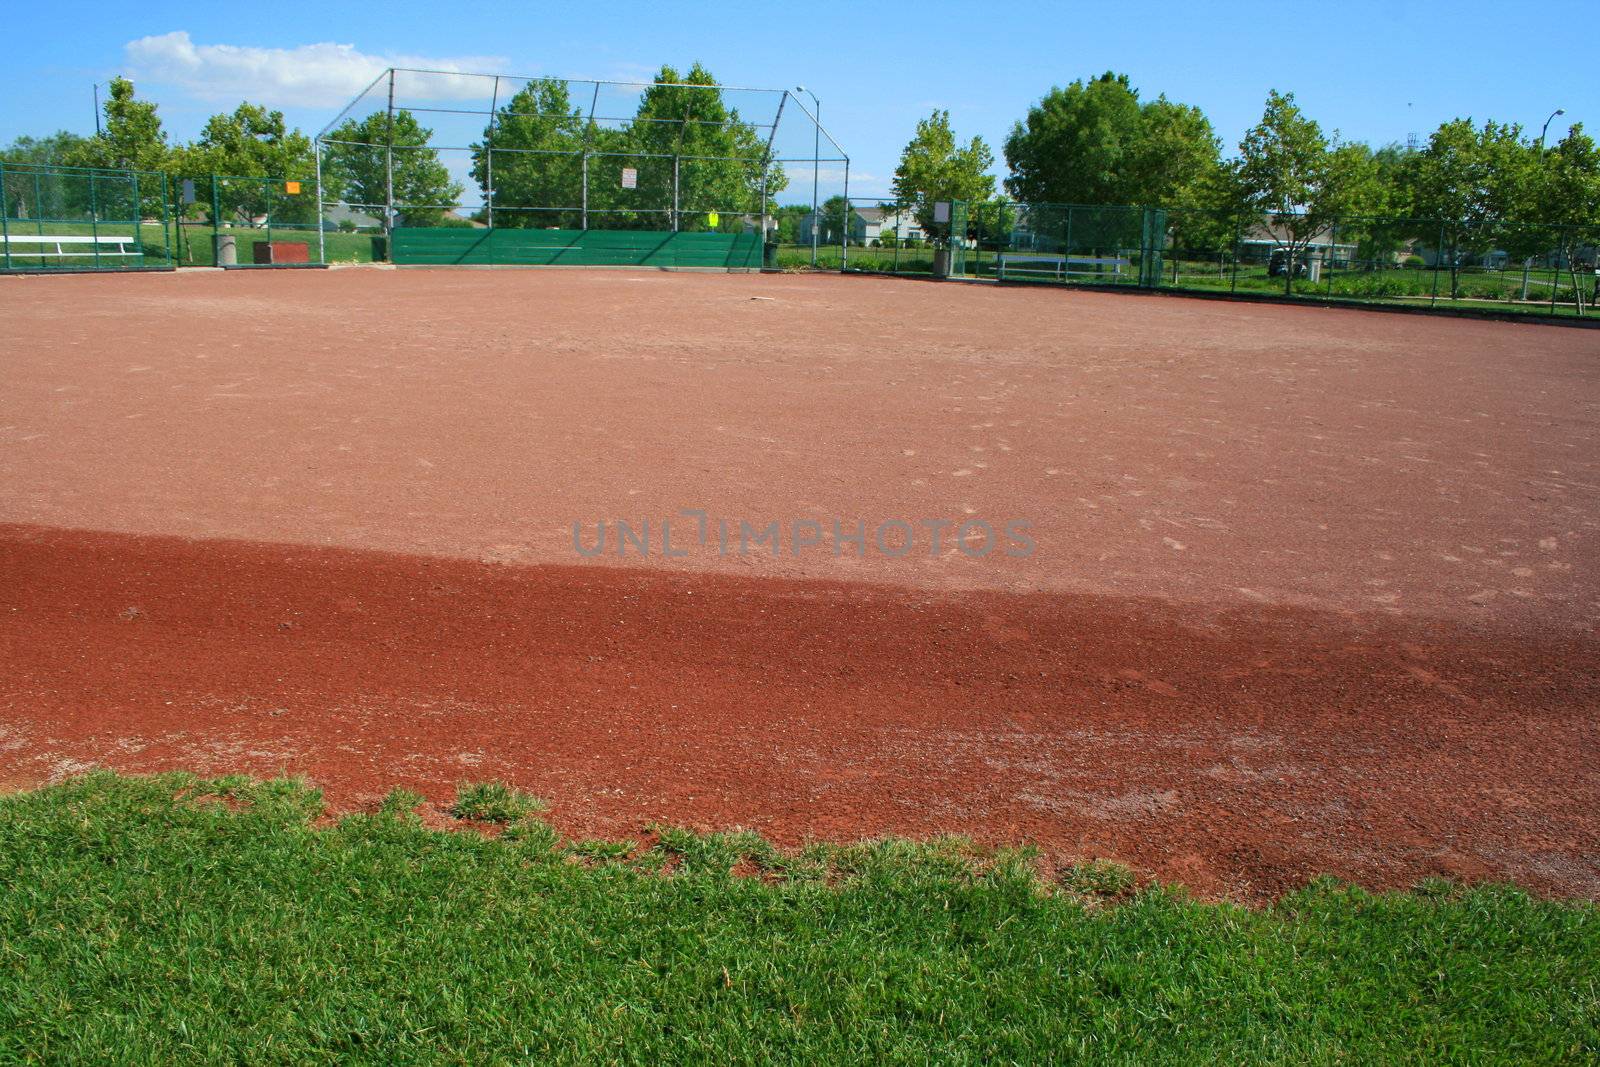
[{"x1": 391, "y1": 227, "x2": 764, "y2": 268}]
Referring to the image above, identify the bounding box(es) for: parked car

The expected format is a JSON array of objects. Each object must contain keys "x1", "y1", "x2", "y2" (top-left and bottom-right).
[{"x1": 1268, "y1": 248, "x2": 1309, "y2": 278}]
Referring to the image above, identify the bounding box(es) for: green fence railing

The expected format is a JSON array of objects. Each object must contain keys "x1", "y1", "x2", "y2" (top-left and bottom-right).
[{"x1": 0, "y1": 161, "x2": 173, "y2": 272}]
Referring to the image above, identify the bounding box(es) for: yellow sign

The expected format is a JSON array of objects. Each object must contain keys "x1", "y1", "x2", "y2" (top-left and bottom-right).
[
  {"x1": 284, "y1": 181, "x2": 301, "y2": 195},
  {"x1": 707, "y1": 211, "x2": 720, "y2": 227}
]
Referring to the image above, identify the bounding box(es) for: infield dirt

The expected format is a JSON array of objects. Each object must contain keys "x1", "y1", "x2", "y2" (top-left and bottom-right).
[{"x1": 1, "y1": 268, "x2": 1595, "y2": 900}]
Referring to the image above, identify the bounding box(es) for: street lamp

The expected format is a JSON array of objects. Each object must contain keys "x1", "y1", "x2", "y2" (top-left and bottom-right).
[
  {"x1": 1525, "y1": 108, "x2": 1567, "y2": 303},
  {"x1": 796, "y1": 85, "x2": 820, "y2": 266},
  {"x1": 1539, "y1": 107, "x2": 1566, "y2": 152}
]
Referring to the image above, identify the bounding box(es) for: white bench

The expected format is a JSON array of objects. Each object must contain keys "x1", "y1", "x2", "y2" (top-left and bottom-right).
[
  {"x1": 2, "y1": 234, "x2": 142, "y2": 262},
  {"x1": 998, "y1": 252, "x2": 1130, "y2": 280}
]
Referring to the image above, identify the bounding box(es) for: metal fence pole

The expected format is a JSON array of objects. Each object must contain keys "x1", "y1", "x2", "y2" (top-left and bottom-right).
[
  {"x1": 672, "y1": 156, "x2": 679, "y2": 232},
  {"x1": 1326, "y1": 218, "x2": 1337, "y2": 297},
  {"x1": 1550, "y1": 226, "x2": 1562, "y2": 315},
  {"x1": 841, "y1": 161, "x2": 850, "y2": 271},
  {"x1": 1440, "y1": 223, "x2": 1452, "y2": 308},
  {"x1": 810, "y1": 101, "x2": 820, "y2": 267},
  {"x1": 581, "y1": 154, "x2": 588, "y2": 230},
  {"x1": 1, "y1": 161, "x2": 10, "y2": 271},
  {"x1": 1230, "y1": 213, "x2": 1242, "y2": 292},
  {"x1": 314, "y1": 140, "x2": 326, "y2": 264},
  {"x1": 1065, "y1": 207, "x2": 1074, "y2": 281},
  {"x1": 486, "y1": 75, "x2": 500, "y2": 230},
  {"x1": 212, "y1": 175, "x2": 221, "y2": 264},
  {"x1": 89, "y1": 174, "x2": 101, "y2": 269},
  {"x1": 131, "y1": 170, "x2": 141, "y2": 267},
  {"x1": 759, "y1": 163, "x2": 769, "y2": 262},
  {"x1": 384, "y1": 68, "x2": 396, "y2": 235},
  {"x1": 159, "y1": 173, "x2": 171, "y2": 268}
]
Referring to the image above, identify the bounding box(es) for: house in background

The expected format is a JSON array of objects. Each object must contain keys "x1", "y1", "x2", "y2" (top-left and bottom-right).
[{"x1": 797, "y1": 205, "x2": 924, "y2": 244}]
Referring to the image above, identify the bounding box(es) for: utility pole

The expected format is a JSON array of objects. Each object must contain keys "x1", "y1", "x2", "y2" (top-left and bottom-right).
[{"x1": 93, "y1": 83, "x2": 102, "y2": 135}]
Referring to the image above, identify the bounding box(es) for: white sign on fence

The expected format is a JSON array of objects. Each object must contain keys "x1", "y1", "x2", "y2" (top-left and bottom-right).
[
  {"x1": 621, "y1": 168, "x2": 638, "y2": 190},
  {"x1": 933, "y1": 201, "x2": 951, "y2": 223}
]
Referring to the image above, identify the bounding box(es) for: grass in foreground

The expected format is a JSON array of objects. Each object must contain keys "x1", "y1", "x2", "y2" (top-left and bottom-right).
[{"x1": 0, "y1": 773, "x2": 1595, "y2": 1063}]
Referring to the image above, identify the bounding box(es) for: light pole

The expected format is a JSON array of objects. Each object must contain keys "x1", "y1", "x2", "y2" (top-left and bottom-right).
[
  {"x1": 797, "y1": 85, "x2": 820, "y2": 266},
  {"x1": 1538, "y1": 107, "x2": 1566, "y2": 152},
  {"x1": 1529, "y1": 108, "x2": 1566, "y2": 304}
]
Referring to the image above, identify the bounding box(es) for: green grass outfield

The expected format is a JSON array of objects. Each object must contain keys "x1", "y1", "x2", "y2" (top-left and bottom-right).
[{"x1": 1, "y1": 773, "x2": 1595, "y2": 1062}]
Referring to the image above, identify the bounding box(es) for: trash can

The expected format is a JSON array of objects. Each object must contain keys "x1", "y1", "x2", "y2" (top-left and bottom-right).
[
  {"x1": 370, "y1": 235, "x2": 388, "y2": 262},
  {"x1": 213, "y1": 234, "x2": 237, "y2": 266},
  {"x1": 932, "y1": 247, "x2": 950, "y2": 279}
]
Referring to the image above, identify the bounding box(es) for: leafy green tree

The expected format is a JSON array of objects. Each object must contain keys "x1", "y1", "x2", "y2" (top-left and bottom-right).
[
  {"x1": 1003, "y1": 73, "x2": 1219, "y2": 208},
  {"x1": 1539, "y1": 123, "x2": 1600, "y2": 304},
  {"x1": 891, "y1": 109, "x2": 994, "y2": 241},
  {"x1": 1405, "y1": 118, "x2": 1533, "y2": 297},
  {"x1": 772, "y1": 203, "x2": 811, "y2": 244},
  {"x1": 1235, "y1": 90, "x2": 1350, "y2": 294},
  {"x1": 57, "y1": 77, "x2": 170, "y2": 219},
  {"x1": 65, "y1": 77, "x2": 169, "y2": 173},
  {"x1": 472, "y1": 79, "x2": 588, "y2": 228},
  {"x1": 815, "y1": 194, "x2": 854, "y2": 244},
  {"x1": 181, "y1": 103, "x2": 317, "y2": 226},
  {"x1": 620, "y1": 63, "x2": 782, "y2": 231},
  {"x1": 1339, "y1": 144, "x2": 1417, "y2": 268},
  {"x1": 2, "y1": 132, "x2": 94, "y2": 220},
  {"x1": 469, "y1": 65, "x2": 781, "y2": 232},
  {"x1": 324, "y1": 110, "x2": 462, "y2": 228},
  {"x1": 3, "y1": 131, "x2": 89, "y2": 167}
]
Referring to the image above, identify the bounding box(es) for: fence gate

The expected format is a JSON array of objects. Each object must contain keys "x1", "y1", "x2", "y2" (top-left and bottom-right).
[{"x1": 1139, "y1": 206, "x2": 1167, "y2": 288}]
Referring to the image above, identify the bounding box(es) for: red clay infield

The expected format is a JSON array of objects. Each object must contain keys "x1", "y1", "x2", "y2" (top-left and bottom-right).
[{"x1": 1, "y1": 268, "x2": 1597, "y2": 900}]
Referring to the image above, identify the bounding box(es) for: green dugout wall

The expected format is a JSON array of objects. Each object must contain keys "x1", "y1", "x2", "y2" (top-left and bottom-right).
[{"x1": 391, "y1": 228, "x2": 764, "y2": 269}]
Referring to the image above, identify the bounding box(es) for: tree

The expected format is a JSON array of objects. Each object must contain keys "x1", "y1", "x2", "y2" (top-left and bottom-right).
[
  {"x1": 891, "y1": 109, "x2": 994, "y2": 241},
  {"x1": 1405, "y1": 118, "x2": 1533, "y2": 297},
  {"x1": 1235, "y1": 90, "x2": 1348, "y2": 294},
  {"x1": 468, "y1": 64, "x2": 783, "y2": 232},
  {"x1": 1340, "y1": 143, "x2": 1416, "y2": 268},
  {"x1": 181, "y1": 103, "x2": 317, "y2": 226},
  {"x1": 471, "y1": 79, "x2": 588, "y2": 228},
  {"x1": 1540, "y1": 123, "x2": 1600, "y2": 305},
  {"x1": 620, "y1": 63, "x2": 782, "y2": 231},
  {"x1": 1, "y1": 132, "x2": 94, "y2": 221},
  {"x1": 772, "y1": 203, "x2": 811, "y2": 244},
  {"x1": 324, "y1": 110, "x2": 462, "y2": 228},
  {"x1": 1003, "y1": 73, "x2": 1219, "y2": 208},
  {"x1": 65, "y1": 77, "x2": 169, "y2": 173},
  {"x1": 815, "y1": 194, "x2": 854, "y2": 244},
  {"x1": 3, "y1": 131, "x2": 89, "y2": 167}
]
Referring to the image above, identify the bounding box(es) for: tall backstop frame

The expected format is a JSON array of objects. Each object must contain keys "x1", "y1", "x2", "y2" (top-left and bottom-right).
[{"x1": 314, "y1": 67, "x2": 848, "y2": 267}]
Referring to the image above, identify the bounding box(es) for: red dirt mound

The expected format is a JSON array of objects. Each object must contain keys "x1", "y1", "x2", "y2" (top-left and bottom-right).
[{"x1": 3, "y1": 523, "x2": 1595, "y2": 902}]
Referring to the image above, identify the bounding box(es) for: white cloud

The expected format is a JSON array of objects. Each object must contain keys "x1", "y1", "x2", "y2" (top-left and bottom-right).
[{"x1": 125, "y1": 32, "x2": 507, "y2": 108}]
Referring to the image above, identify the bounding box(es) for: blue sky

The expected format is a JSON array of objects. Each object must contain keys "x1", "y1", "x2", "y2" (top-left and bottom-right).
[{"x1": 3, "y1": 0, "x2": 1594, "y2": 201}]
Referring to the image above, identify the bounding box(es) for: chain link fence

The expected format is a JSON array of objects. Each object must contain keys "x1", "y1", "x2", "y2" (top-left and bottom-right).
[
  {"x1": 313, "y1": 68, "x2": 846, "y2": 264},
  {"x1": 797, "y1": 194, "x2": 1599, "y2": 319},
  {"x1": 1, "y1": 162, "x2": 173, "y2": 271},
  {"x1": 171, "y1": 174, "x2": 327, "y2": 267}
]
